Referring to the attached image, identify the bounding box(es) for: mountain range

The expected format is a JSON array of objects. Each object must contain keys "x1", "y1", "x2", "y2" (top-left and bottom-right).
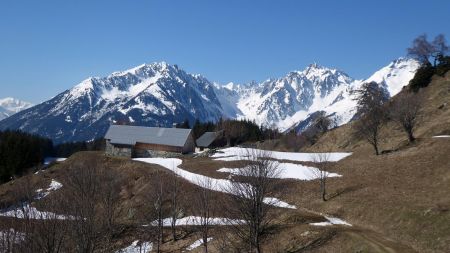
[
  {"x1": 0, "y1": 58, "x2": 420, "y2": 143},
  {"x1": 0, "y1": 98, "x2": 33, "y2": 121}
]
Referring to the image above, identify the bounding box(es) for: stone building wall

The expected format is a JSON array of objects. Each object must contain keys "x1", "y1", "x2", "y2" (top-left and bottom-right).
[
  {"x1": 133, "y1": 148, "x2": 181, "y2": 158},
  {"x1": 105, "y1": 140, "x2": 132, "y2": 158}
]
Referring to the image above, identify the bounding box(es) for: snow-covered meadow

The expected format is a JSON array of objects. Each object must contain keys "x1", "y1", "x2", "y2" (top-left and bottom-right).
[
  {"x1": 133, "y1": 157, "x2": 297, "y2": 209},
  {"x1": 134, "y1": 148, "x2": 351, "y2": 210},
  {"x1": 218, "y1": 161, "x2": 341, "y2": 181},
  {"x1": 211, "y1": 147, "x2": 351, "y2": 162}
]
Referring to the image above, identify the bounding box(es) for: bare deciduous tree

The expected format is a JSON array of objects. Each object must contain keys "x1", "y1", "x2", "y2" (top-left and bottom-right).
[
  {"x1": 153, "y1": 171, "x2": 165, "y2": 253},
  {"x1": 140, "y1": 172, "x2": 165, "y2": 253},
  {"x1": 311, "y1": 153, "x2": 331, "y2": 201},
  {"x1": 303, "y1": 112, "x2": 337, "y2": 145},
  {"x1": 62, "y1": 158, "x2": 122, "y2": 253},
  {"x1": 432, "y1": 34, "x2": 449, "y2": 59},
  {"x1": 194, "y1": 177, "x2": 216, "y2": 253},
  {"x1": 97, "y1": 166, "x2": 122, "y2": 245},
  {"x1": 26, "y1": 196, "x2": 68, "y2": 253},
  {"x1": 352, "y1": 82, "x2": 387, "y2": 155},
  {"x1": 390, "y1": 92, "x2": 423, "y2": 142},
  {"x1": 408, "y1": 34, "x2": 435, "y2": 64},
  {"x1": 0, "y1": 227, "x2": 24, "y2": 253},
  {"x1": 2, "y1": 177, "x2": 69, "y2": 253},
  {"x1": 169, "y1": 165, "x2": 183, "y2": 242},
  {"x1": 408, "y1": 33, "x2": 449, "y2": 66},
  {"x1": 224, "y1": 149, "x2": 281, "y2": 253},
  {"x1": 353, "y1": 110, "x2": 385, "y2": 155}
]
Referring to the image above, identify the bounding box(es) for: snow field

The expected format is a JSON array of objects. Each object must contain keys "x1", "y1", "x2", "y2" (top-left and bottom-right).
[
  {"x1": 310, "y1": 216, "x2": 352, "y2": 227},
  {"x1": 133, "y1": 158, "x2": 297, "y2": 209},
  {"x1": 0, "y1": 203, "x2": 73, "y2": 220},
  {"x1": 185, "y1": 237, "x2": 212, "y2": 251},
  {"x1": 115, "y1": 240, "x2": 152, "y2": 253},
  {"x1": 211, "y1": 147, "x2": 352, "y2": 162},
  {"x1": 149, "y1": 216, "x2": 243, "y2": 227},
  {"x1": 218, "y1": 161, "x2": 341, "y2": 181}
]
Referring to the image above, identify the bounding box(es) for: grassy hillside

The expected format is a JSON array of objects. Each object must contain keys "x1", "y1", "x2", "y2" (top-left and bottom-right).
[
  {"x1": 297, "y1": 71, "x2": 450, "y2": 252},
  {"x1": 0, "y1": 73, "x2": 448, "y2": 252}
]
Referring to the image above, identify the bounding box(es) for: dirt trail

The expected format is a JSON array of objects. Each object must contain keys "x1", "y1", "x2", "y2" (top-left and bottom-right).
[
  {"x1": 342, "y1": 228, "x2": 417, "y2": 253},
  {"x1": 293, "y1": 207, "x2": 417, "y2": 253}
]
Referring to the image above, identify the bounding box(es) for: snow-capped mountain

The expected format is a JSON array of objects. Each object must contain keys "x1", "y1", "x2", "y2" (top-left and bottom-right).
[
  {"x1": 0, "y1": 62, "x2": 223, "y2": 143},
  {"x1": 0, "y1": 58, "x2": 419, "y2": 143},
  {"x1": 214, "y1": 57, "x2": 419, "y2": 132},
  {"x1": 231, "y1": 63, "x2": 357, "y2": 130},
  {"x1": 365, "y1": 58, "x2": 421, "y2": 96},
  {"x1": 0, "y1": 98, "x2": 33, "y2": 120}
]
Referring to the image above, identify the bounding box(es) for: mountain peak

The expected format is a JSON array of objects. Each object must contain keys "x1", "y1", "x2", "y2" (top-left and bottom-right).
[
  {"x1": 365, "y1": 57, "x2": 420, "y2": 96},
  {"x1": 300, "y1": 63, "x2": 346, "y2": 78},
  {"x1": 110, "y1": 61, "x2": 171, "y2": 77},
  {"x1": 0, "y1": 58, "x2": 420, "y2": 142},
  {"x1": 0, "y1": 97, "x2": 33, "y2": 120},
  {"x1": 306, "y1": 62, "x2": 323, "y2": 70}
]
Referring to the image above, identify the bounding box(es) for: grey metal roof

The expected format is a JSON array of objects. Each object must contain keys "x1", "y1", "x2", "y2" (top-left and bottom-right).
[
  {"x1": 196, "y1": 131, "x2": 222, "y2": 147},
  {"x1": 105, "y1": 125, "x2": 192, "y2": 147}
]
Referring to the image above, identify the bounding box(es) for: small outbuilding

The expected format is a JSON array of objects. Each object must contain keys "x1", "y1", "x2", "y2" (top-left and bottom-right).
[
  {"x1": 195, "y1": 131, "x2": 224, "y2": 152},
  {"x1": 105, "y1": 125, "x2": 195, "y2": 158}
]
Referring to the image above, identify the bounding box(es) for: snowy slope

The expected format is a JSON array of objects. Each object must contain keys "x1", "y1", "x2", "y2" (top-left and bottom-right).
[
  {"x1": 0, "y1": 58, "x2": 420, "y2": 142},
  {"x1": 0, "y1": 98, "x2": 33, "y2": 120},
  {"x1": 214, "y1": 58, "x2": 419, "y2": 132},
  {"x1": 364, "y1": 57, "x2": 420, "y2": 96}
]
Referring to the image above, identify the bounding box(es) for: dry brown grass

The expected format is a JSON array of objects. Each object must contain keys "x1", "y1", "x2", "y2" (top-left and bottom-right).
[
  {"x1": 0, "y1": 73, "x2": 448, "y2": 252},
  {"x1": 290, "y1": 72, "x2": 450, "y2": 252}
]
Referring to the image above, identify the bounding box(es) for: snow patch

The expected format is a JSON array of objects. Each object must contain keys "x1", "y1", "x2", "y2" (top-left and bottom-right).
[
  {"x1": 218, "y1": 162, "x2": 341, "y2": 181},
  {"x1": 433, "y1": 135, "x2": 450, "y2": 138},
  {"x1": 116, "y1": 240, "x2": 152, "y2": 253},
  {"x1": 186, "y1": 237, "x2": 212, "y2": 251},
  {"x1": 0, "y1": 203, "x2": 73, "y2": 220},
  {"x1": 36, "y1": 179, "x2": 63, "y2": 199},
  {"x1": 310, "y1": 216, "x2": 352, "y2": 226},
  {"x1": 0, "y1": 229, "x2": 25, "y2": 244},
  {"x1": 44, "y1": 157, "x2": 67, "y2": 165},
  {"x1": 134, "y1": 158, "x2": 297, "y2": 209},
  {"x1": 150, "y1": 216, "x2": 243, "y2": 227},
  {"x1": 212, "y1": 147, "x2": 351, "y2": 162}
]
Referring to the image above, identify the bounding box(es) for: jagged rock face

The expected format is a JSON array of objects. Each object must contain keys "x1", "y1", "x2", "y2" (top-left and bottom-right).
[
  {"x1": 0, "y1": 58, "x2": 420, "y2": 143},
  {"x1": 228, "y1": 64, "x2": 356, "y2": 129}
]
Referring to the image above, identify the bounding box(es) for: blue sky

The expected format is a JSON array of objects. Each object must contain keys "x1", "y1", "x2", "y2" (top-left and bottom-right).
[{"x1": 1, "y1": 0, "x2": 449, "y2": 103}]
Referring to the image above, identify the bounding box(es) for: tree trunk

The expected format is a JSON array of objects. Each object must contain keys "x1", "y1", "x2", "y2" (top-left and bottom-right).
[
  {"x1": 407, "y1": 131, "x2": 415, "y2": 143},
  {"x1": 203, "y1": 235, "x2": 208, "y2": 253},
  {"x1": 373, "y1": 142, "x2": 379, "y2": 155},
  {"x1": 321, "y1": 180, "x2": 327, "y2": 201},
  {"x1": 255, "y1": 244, "x2": 261, "y2": 253},
  {"x1": 172, "y1": 224, "x2": 176, "y2": 242}
]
